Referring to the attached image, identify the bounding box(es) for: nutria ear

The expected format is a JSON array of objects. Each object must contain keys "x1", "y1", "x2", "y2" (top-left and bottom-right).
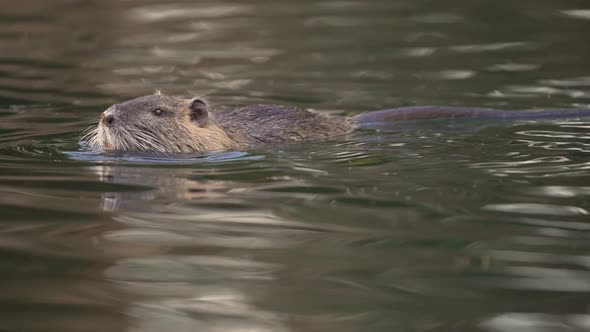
[{"x1": 189, "y1": 97, "x2": 208, "y2": 127}]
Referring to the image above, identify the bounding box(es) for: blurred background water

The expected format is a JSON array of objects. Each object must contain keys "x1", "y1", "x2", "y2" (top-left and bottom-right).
[{"x1": 1, "y1": 0, "x2": 590, "y2": 331}]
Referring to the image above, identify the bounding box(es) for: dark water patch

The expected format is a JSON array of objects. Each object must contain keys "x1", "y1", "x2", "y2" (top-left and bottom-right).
[
  {"x1": 262, "y1": 185, "x2": 346, "y2": 195},
  {"x1": 0, "y1": 204, "x2": 101, "y2": 222},
  {"x1": 0, "y1": 179, "x2": 150, "y2": 192}
]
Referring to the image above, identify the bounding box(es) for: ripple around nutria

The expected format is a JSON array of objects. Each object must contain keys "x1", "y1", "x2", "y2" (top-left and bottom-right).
[{"x1": 65, "y1": 148, "x2": 265, "y2": 165}]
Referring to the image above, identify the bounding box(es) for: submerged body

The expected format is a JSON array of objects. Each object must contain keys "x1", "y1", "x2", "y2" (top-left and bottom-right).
[{"x1": 83, "y1": 94, "x2": 590, "y2": 153}]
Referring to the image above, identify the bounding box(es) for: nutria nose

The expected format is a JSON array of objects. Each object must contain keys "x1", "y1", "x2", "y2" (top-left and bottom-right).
[{"x1": 101, "y1": 112, "x2": 114, "y2": 125}]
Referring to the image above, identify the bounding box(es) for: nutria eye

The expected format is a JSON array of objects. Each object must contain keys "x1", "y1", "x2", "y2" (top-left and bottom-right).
[{"x1": 153, "y1": 108, "x2": 163, "y2": 116}]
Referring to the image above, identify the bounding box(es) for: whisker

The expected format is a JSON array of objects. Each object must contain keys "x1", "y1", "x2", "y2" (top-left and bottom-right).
[{"x1": 136, "y1": 131, "x2": 167, "y2": 152}]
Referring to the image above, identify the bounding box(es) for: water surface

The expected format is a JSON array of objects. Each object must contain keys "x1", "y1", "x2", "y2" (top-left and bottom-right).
[{"x1": 2, "y1": 1, "x2": 590, "y2": 331}]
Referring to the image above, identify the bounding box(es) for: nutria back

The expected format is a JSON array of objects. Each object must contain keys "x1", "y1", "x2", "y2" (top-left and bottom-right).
[{"x1": 212, "y1": 105, "x2": 354, "y2": 146}]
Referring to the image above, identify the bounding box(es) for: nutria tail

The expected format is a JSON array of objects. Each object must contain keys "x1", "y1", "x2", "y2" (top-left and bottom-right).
[{"x1": 352, "y1": 106, "x2": 590, "y2": 128}]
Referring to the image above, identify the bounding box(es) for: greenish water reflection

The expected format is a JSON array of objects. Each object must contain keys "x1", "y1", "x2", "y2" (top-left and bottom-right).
[{"x1": 1, "y1": 1, "x2": 590, "y2": 331}]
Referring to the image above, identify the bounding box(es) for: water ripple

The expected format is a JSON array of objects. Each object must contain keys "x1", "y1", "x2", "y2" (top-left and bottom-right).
[
  {"x1": 561, "y1": 9, "x2": 590, "y2": 20},
  {"x1": 129, "y1": 4, "x2": 253, "y2": 22},
  {"x1": 483, "y1": 313, "x2": 590, "y2": 332},
  {"x1": 65, "y1": 150, "x2": 263, "y2": 165},
  {"x1": 2, "y1": 1, "x2": 590, "y2": 331},
  {"x1": 482, "y1": 203, "x2": 588, "y2": 216},
  {"x1": 450, "y1": 42, "x2": 532, "y2": 53}
]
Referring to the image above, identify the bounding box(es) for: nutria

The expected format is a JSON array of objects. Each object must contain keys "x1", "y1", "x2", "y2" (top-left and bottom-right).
[{"x1": 82, "y1": 93, "x2": 590, "y2": 153}]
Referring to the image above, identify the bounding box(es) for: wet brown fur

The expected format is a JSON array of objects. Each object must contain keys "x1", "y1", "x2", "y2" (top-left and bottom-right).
[{"x1": 83, "y1": 94, "x2": 354, "y2": 153}]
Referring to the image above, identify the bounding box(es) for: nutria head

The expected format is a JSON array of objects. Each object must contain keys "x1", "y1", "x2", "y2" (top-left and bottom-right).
[{"x1": 83, "y1": 93, "x2": 235, "y2": 153}]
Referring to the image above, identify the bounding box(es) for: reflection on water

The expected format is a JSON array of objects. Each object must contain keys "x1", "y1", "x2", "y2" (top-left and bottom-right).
[
  {"x1": 483, "y1": 313, "x2": 590, "y2": 332},
  {"x1": 1, "y1": 0, "x2": 590, "y2": 331}
]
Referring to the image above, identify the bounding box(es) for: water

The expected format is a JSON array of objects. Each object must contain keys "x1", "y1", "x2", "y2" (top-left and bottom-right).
[{"x1": 1, "y1": 0, "x2": 590, "y2": 331}]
